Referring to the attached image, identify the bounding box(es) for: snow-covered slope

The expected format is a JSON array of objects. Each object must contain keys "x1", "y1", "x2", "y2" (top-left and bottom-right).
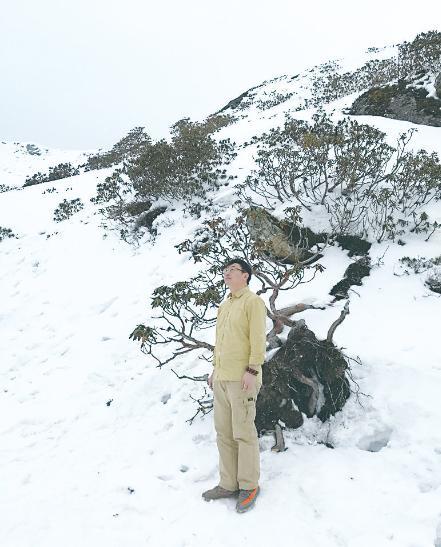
[
  {"x1": 216, "y1": 44, "x2": 398, "y2": 127},
  {"x1": 0, "y1": 141, "x2": 90, "y2": 189},
  {"x1": 1, "y1": 44, "x2": 441, "y2": 547}
]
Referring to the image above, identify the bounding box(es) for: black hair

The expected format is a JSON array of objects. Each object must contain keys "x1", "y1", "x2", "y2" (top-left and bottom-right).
[{"x1": 223, "y1": 258, "x2": 252, "y2": 285}]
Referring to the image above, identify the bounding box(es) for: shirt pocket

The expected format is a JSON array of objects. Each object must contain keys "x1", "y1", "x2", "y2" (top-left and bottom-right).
[{"x1": 229, "y1": 302, "x2": 248, "y2": 328}]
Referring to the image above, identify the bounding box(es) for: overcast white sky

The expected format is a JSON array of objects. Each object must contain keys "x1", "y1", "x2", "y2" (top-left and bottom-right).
[{"x1": 0, "y1": 0, "x2": 439, "y2": 150}]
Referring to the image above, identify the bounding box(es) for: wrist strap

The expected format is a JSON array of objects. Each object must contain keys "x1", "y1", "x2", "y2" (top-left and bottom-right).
[{"x1": 246, "y1": 366, "x2": 259, "y2": 376}]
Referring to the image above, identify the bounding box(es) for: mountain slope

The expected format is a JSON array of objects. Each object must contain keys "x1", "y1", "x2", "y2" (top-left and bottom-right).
[{"x1": 1, "y1": 38, "x2": 441, "y2": 547}]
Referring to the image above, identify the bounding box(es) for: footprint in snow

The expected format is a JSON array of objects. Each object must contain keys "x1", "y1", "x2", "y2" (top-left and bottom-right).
[
  {"x1": 97, "y1": 296, "x2": 118, "y2": 314},
  {"x1": 192, "y1": 434, "x2": 210, "y2": 444},
  {"x1": 157, "y1": 474, "x2": 174, "y2": 481},
  {"x1": 154, "y1": 421, "x2": 174, "y2": 434},
  {"x1": 357, "y1": 427, "x2": 393, "y2": 452}
]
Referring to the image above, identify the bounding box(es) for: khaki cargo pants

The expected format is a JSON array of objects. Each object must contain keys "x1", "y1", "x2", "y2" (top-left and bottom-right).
[{"x1": 213, "y1": 380, "x2": 261, "y2": 491}]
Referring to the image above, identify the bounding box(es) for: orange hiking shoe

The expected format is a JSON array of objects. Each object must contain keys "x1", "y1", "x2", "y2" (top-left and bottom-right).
[
  {"x1": 202, "y1": 485, "x2": 239, "y2": 501},
  {"x1": 236, "y1": 486, "x2": 260, "y2": 513}
]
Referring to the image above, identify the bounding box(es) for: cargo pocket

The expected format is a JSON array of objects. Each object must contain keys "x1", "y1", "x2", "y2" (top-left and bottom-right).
[
  {"x1": 231, "y1": 387, "x2": 258, "y2": 441},
  {"x1": 243, "y1": 395, "x2": 256, "y2": 424}
]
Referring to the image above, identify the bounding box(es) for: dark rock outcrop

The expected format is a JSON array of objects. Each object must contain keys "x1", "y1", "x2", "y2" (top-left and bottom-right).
[
  {"x1": 255, "y1": 320, "x2": 351, "y2": 433},
  {"x1": 335, "y1": 234, "x2": 371, "y2": 257},
  {"x1": 330, "y1": 257, "x2": 371, "y2": 301},
  {"x1": 216, "y1": 82, "x2": 264, "y2": 113},
  {"x1": 349, "y1": 78, "x2": 441, "y2": 127},
  {"x1": 134, "y1": 206, "x2": 167, "y2": 233},
  {"x1": 217, "y1": 90, "x2": 252, "y2": 113}
]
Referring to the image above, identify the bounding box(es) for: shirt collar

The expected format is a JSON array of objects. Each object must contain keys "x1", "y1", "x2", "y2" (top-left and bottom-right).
[{"x1": 228, "y1": 286, "x2": 250, "y2": 299}]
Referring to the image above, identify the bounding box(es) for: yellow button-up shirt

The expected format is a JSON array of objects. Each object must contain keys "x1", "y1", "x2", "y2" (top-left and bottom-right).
[{"x1": 213, "y1": 286, "x2": 267, "y2": 384}]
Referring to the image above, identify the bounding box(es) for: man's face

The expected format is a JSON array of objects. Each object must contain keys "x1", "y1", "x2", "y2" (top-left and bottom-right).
[{"x1": 222, "y1": 263, "x2": 249, "y2": 291}]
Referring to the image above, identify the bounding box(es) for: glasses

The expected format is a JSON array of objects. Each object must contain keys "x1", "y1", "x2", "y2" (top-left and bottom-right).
[{"x1": 222, "y1": 266, "x2": 245, "y2": 275}]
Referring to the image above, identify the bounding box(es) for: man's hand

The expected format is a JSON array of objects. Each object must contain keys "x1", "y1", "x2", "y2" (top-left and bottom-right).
[
  {"x1": 207, "y1": 372, "x2": 214, "y2": 390},
  {"x1": 241, "y1": 371, "x2": 257, "y2": 391}
]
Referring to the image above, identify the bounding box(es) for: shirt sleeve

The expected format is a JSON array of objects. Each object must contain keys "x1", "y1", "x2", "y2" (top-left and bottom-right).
[{"x1": 246, "y1": 296, "x2": 267, "y2": 366}]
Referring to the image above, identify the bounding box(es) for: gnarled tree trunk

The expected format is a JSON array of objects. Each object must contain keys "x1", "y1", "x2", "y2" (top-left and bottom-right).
[{"x1": 256, "y1": 319, "x2": 351, "y2": 433}]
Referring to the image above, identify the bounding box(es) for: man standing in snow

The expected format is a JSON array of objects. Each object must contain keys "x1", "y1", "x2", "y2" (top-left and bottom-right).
[{"x1": 202, "y1": 258, "x2": 267, "y2": 513}]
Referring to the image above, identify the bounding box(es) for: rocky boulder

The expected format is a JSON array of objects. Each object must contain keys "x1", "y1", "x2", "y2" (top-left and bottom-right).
[
  {"x1": 246, "y1": 207, "x2": 326, "y2": 265},
  {"x1": 349, "y1": 78, "x2": 441, "y2": 127}
]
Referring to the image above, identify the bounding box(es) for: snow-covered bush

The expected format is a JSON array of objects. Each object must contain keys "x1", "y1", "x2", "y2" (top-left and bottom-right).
[
  {"x1": 83, "y1": 127, "x2": 152, "y2": 172},
  {"x1": 0, "y1": 227, "x2": 17, "y2": 241},
  {"x1": 241, "y1": 113, "x2": 441, "y2": 242},
  {"x1": 310, "y1": 58, "x2": 400, "y2": 108},
  {"x1": 24, "y1": 163, "x2": 80, "y2": 187},
  {"x1": 398, "y1": 30, "x2": 441, "y2": 78},
  {"x1": 90, "y1": 170, "x2": 158, "y2": 239},
  {"x1": 88, "y1": 116, "x2": 235, "y2": 242},
  {"x1": 399, "y1": 255, "x2": 441, "y2": 274},
  {"x1": 90, "y1": 171, "x2": 131, "y2": 206},
  {"x1": 125, "y1": 116, "x2": 236, "y2": 202},
  {"x1": 23, "y1": 172, "x2": 47, "y2": 186},
  {"x1": 399, "y1": 255, "x2": 441, "y2": 294},
  {"x1": 25, "y1": 144, "x2": 41, "y2": 156},
  {"x1": 308, "y1": 30, "x2": 441, "y2": 109},
  {"x1": 426, "y1": 268, "x2": 441, "y2": 294},
  {"x1": 53, "y1": 198, "x2": 84, "y2": 222}
]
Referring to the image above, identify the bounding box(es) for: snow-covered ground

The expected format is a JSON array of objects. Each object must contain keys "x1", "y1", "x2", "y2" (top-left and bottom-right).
[{"x1": 1, "y1": 45, "x2": 441, "y2": 547}]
